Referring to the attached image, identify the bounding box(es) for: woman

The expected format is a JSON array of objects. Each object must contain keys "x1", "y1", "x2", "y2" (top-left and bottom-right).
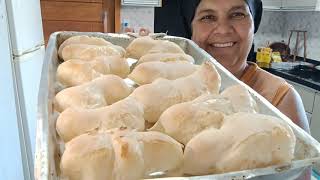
[
  {"x1": 185, "y1": 0, "x2": 310, "y2": 132},
  {"x1": 186, "y1": 0, "x2": 310, "y2": 179}
]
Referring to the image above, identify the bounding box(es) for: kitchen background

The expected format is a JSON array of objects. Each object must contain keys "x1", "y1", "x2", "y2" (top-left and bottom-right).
[
  {"x1": 256, "y1": 11, "x2": 320, "y2": 61},
  {"x1": 1, "y1": 0, "x2": 320, "y2": 179},
  {"x1": 121, "y1": 6, "x2": 320, "y2": 61}
]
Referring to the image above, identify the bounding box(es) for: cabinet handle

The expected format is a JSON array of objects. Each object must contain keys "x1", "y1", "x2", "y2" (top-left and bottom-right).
[{"x1": 103, "y1": 11, "x2": 108, "y2": 33}]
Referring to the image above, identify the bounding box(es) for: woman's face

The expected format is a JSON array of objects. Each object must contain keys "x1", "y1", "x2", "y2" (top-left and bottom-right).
[{"x1": 192, "y1": 0, "x2": 254, "y2": 76}]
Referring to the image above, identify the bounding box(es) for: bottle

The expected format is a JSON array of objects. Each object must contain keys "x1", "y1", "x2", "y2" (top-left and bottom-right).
[{"x1": 121, "y1": 20, "x2": 129, "y2": 33}]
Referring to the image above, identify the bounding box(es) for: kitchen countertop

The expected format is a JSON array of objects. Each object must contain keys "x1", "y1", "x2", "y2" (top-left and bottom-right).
[{"x1": 263, "y1": 65, "x2": 320, "y2": 91}]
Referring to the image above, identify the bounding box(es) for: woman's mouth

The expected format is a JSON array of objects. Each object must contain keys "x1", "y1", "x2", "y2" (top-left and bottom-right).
[{"x1": 211, "y1": 42, "x2": 236, "y2": 48}]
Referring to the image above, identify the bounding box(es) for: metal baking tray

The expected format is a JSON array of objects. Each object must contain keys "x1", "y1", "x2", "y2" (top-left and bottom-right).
[{"x1": 35, "y1": 31, "x2": 320, "y2": 180}]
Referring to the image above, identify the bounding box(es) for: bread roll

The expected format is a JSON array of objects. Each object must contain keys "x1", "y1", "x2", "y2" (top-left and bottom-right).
[
  {"x1": 60, "y1": 129, "x2": 183, "y2": 180},
  {"x1": 60, "y1": 131, "x2": 114, "y2": 180},
  {"x1": 129, "y1": 61, "x2": 198, "y2": 85},
  {"x1": 54, "y1": 75, "x2": 132, "y2": 112},
  {"x1": 221, "y1": 85, "x2": 259, "y2": 113},
  {"x1": 130, "y1": 61, "x2": 221, "y2": 123},
  {"x1": 147, "y1": 40, "x2": 185, "y2": 55},
  {"x1": 132, "y1": 131, "x2": 184, "y2": 176},
  {"x1": 183, "y1": 112, "x2": 296, "y2": 175},
  {"x1": 150, "y1": 94, "x2": 233, "y2": 145},
  {"x1": 137, "y1": 53, "x2": 195, "y2": 65},
  {"x1": 61, "y1": 44, "x2": 125, "y2": 61},
  {"x1": 111, "y1": 133, "x2": 144, "y2": 180},
  {"x1": 56, "y1": 97, "x2": 145, "y2": 142},
  {"x1": 126, "y1": 36, "x2": 185, "y2": 59},
  {"x1": 57, "y1": 56, "x2": 130, "y2": 87},
  {"x1": 58, "y1": 35, "x2": 113, "y2": 59},
  {"x1": 126, "y1": 36, "x2": 157, "y2": 59}
]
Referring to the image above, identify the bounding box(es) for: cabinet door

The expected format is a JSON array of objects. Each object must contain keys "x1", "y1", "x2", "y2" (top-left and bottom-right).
[
  {"x1": 287, "y1": 81, "x2": 316, "y2": 113},
  {"x1": 311, "y1": 94, "x2": 320, "y2": 142},
  {"x1": 282, "y1": 0, "x2": 317, "y2": 10},
  {"x1": 262, "y1": 0, "x2": 283, "y2": 10}
]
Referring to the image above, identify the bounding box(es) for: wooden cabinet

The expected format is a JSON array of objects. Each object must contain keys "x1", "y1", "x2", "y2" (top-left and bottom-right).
[
  {"x1": 282, "y1": 0, "x2": 318, "y2": 10},
  {"x1": 262, "y1": 0, "x2": 282, "y2": 10},
  {"x1": 311, "y1": 93, "x2": 320, "y2": 173},
  {"x1": 40, "y1": 0, "x2": 120, "y2": 43},
  {"x1": 311, "y1": 94, "x2": 320, "y2": 141},
  {"x1": 289, "y1": 81, "x2": 316, "y2": 114},
  {"x1": 287, "y1": 81, "x2": 320, "y2": 143},
  {"x1": 262, "y1": 0, "x2": 319, "y2": 11}
]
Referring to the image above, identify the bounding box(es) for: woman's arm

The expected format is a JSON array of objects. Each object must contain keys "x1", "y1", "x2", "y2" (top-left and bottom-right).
[
  {"x1": 276, "y1": 87, "x2": 310, "y2": 133},
  {"x1": 277, "y1": 87, "x2": 311, "y2": 180}
]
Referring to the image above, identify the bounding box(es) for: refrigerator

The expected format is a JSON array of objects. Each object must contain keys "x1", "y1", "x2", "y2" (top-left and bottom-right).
[{"x1": 0, "y1": 0, "x2": 44, "y2": 179}]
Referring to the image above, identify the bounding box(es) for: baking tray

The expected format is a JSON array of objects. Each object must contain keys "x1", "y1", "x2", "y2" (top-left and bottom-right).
[{"x1": 35, "y1": 31, "x2": 320, "y2": 180}]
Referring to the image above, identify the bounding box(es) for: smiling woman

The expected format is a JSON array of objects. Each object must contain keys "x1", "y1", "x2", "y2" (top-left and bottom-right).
[
  {"x1": 187, "y1": 1, "x2": 311, "y2": 179},
  {"x1": 191, "y1": 0, "x2": 254, "y2": 78},
  {"x1": 187, "y1": 0, "x2": 310, "y2": 132}
]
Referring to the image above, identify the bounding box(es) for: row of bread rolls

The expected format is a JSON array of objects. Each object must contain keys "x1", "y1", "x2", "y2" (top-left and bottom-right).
[
  {"x1": 56, "y1": 62, "x2": 221, "y2": 142},
  {"x1": 55, "y1": 35, "x2": 199, "y2": 179},
  {"x1": 55, "y1": 35, "x2": 198, "y2": 112},
  {"x1": 55, "y1": 35, "x2": 296, "y2": 179},
  {"x1": 54, "y1": 35, "x2": 203, "y2": 128}
]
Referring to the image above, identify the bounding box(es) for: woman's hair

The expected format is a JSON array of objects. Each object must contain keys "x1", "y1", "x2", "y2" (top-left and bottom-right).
[{"x1": 181, "y1": 0, "x2": 263, "y2": 38}]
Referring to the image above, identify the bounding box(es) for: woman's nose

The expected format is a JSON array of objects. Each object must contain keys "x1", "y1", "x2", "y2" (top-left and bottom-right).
[{"x1": 211, "y1": 19, "x2": 234, "y2": 35}]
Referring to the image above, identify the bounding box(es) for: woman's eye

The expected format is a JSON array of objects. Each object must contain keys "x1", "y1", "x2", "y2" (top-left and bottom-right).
[
  {"x1": 231, "y1": 12, "x2": 246, "y2": 19},
  {"x1": 200, "y1": 15, "x2": 216, "y2": 22}
]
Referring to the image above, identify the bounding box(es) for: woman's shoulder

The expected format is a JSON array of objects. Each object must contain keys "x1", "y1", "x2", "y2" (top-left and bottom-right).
[
  {"x1": 241, "y1": 62, "x2": 291, "y2": 104},
  {"x1": 246, "y1": 62, "x2": 288, "y2": 85}
]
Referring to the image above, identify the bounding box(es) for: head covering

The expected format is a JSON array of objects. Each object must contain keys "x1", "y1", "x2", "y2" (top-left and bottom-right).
[{"x1": 181, "y1": 0, "x2": 263, "y2": 38}]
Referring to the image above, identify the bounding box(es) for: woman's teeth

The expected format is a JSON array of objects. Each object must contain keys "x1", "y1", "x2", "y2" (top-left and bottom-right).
[{"x1": 212, "y1": 42, "x2": 234, "y2": 48}]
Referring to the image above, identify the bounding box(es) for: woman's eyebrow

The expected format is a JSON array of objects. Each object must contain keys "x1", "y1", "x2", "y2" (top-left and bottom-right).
[
  {"x1": 197, "y1": 5, "x2": 247, "y2": 15},
  {"x1": 196, "y1": 9, "x2": 216, "y2": 15},
  {"x1": 229, "y1": 5, "x2": 248, "y2": 12}
]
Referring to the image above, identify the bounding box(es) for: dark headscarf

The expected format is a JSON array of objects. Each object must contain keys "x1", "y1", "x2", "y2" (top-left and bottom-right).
[{"x1": 180, "y1": 0, "x2": 263, "y2": 39}]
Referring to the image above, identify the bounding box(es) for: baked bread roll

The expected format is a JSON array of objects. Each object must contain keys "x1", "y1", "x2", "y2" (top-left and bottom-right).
[
  {"x1": 58, "y1": 35, "x2": 113, "y2": 59},
  {"x1": 57, "y1": 56, "x2": 130, "y2": 87},
  {"x1": 111, "y1": 129, "x2": 184, "y2": 177},
  {"x1": 147, "y1": 40, "x2": 185, "y2": 55},
  {"x1": 54, "y1": 75, "x2": 132, "y2": 112},
  {"x1": 61, "y1": 44, "x2": 125, "y2": 61},
  {"x1": 129, "y1": 61, "x2": 198, "y2": 85},
  {"x1": 56, "y1": 97, "x2": 145, "y2": 142},
  {"x1": 137, "y1": 53, "x2": 195, "y2": 65},
  {"x1": 150, "y1": 94, "x2": 233, "y2": 145},
  {"x1": 221, "y1": 84, "x2": 259, "y2": 113},
  {"x1": 60, "y1": 129, "x2": 183, "y2": 180},
  {"x1": 130, "y1": 61, "x2": 221, "y2": 123},
  {"x1": 183, "y1": 112, "x2": 296, "y2": 175},
  {"x1": 126, "y1": 36, "x2": 157, "y2": 59},
  {"x1": 126, "y1": 36, "x2": 185, "y2": 59},
  {"x1": 60, "y1": 131, "x2": 114, "y2": 180},
  {"x1": 111, "y1": 131, "x2": 144, "y2": 180}
]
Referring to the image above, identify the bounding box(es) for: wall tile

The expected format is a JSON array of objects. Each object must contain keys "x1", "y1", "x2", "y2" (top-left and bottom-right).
[
  {"x1": 120, "y1": 6, "x2": 154, "y2": 33},
  {"x1": 255, "y1": 11, "x2": 287, "y2": 50},
  {"x1": 255, "y1": 11, "x2": 320, "y2": 61}
]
